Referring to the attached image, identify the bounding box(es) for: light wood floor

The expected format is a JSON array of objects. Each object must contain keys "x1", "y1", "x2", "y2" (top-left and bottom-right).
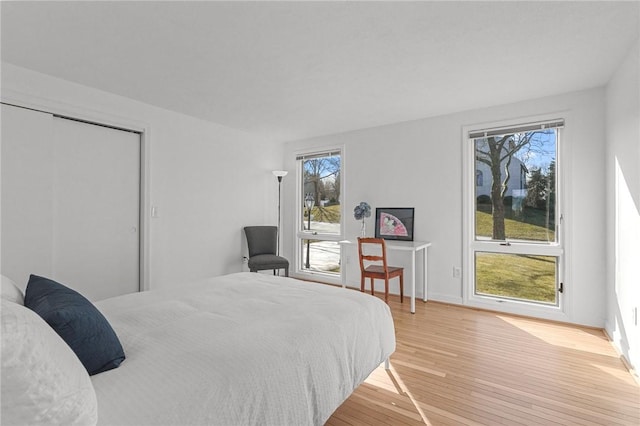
[{"x1": 326, "y1": 294, "x2": 640, "y2": 426}]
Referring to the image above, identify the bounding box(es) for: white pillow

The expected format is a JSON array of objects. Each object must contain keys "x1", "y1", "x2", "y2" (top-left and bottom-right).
[
  {"x1": 1, "y1": 275, "x2": 24, "y2": 305},
  {"x1": 1, "y1": 299, "x2": 98, "y2": 426}
]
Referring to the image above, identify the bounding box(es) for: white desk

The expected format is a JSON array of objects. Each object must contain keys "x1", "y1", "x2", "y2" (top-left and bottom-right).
[{"x1": 339, "y1": 239, "x2": 431, "y2": 314}]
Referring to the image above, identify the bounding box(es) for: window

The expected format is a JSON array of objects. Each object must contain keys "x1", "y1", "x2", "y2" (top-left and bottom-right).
[
  {"x1": 464, "y1": 118, "x2": 564, "y2": 314},
  {"x1": 295, "y1": 149, "x2": 343, "y2": 279}
]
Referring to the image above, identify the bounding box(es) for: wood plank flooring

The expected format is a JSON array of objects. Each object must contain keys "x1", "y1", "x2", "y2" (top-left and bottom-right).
[{"x1": 326, "y1": 294, "x2": 640, "y2": 426}]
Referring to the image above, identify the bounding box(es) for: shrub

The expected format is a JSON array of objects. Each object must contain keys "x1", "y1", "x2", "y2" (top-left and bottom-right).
[{"x1": 477, "y1": 195, "x2": 491, "y2": 204}]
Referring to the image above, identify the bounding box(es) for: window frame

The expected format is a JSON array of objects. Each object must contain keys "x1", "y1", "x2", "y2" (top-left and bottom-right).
[
  {"x1": 293, "y1": 145, "x2": 345, "y2": 284},
  {"x1": 462, "y1": 113, "x2": 571, "y2": 322}
]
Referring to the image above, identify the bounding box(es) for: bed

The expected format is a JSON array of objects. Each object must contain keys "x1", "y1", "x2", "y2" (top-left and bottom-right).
[{"x1": 1, "y1": 272, "x2": 396, "y2": 426}]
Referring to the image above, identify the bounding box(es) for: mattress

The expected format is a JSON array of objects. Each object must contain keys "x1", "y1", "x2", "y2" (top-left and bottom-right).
[{"x1": 92, "y1": 272, "x2": 395, "y2": 425}]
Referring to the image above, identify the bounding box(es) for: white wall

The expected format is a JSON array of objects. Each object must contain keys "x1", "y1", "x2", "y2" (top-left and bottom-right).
[
  {"x1": 1, "y1": 61, "x2": 619, "y2": 331},
  {"x1": 605, "y1": 39, "x2": 640, "y2": 370},
  {"x1": 1, "y1": 63, "x2": 283, "y2": 292},
  {"x1": 283, "y1": 87, "x2": 607, "y2": 328}
]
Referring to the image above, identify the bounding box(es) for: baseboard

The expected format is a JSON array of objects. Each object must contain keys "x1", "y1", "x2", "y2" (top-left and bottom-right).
[
  {"x1": 428, "y1": 293, "x2": 463, "y2": 305},
  {"x1": 602, "y1": 327, "x2": 639, "y2": 384}
]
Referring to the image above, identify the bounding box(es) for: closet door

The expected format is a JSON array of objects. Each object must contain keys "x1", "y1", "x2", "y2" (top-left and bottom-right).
[
  {"x1": 1, "y1": 104, "x2": 55, "y2": 284},
  {"x1": 52, "y1": 116, "x2": 140, "y2": 301},
  {"x1": 1, "y1": 104, "x2": 140, "y2": 301}
]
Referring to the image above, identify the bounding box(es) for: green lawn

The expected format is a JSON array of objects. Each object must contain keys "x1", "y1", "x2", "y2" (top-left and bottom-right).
[
  {"x1": 476, "y1": 209, "x2": 555, "y2": 242},
  {"x1": 475, "y1": 252, "x2": 557, "y2": 304},
  {"x1": 475, "y1": 209, "x2": 556, "y2": 303},
  {"x1": 305, "y1": 204, "x2": 341, "y2": 223}
]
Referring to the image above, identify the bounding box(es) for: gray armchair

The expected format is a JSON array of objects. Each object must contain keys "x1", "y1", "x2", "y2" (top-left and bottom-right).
[{"x1": 243, "y1": 226, "x2": 289, "y2": 277}]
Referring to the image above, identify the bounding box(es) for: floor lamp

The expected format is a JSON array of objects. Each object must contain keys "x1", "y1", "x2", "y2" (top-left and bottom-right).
[{"x1": 272, "y1": 170, "x2": 288, "y2": 256}]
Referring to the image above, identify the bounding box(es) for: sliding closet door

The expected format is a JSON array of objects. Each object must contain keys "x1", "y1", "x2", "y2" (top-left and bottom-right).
[
  {"x1": 1, "y1": 104, "x2": 55, "y2": 284},
  {"x1": 52, "y1": 116, "x2": 140, "y2": 301},
  {"x1": 1, "y1": 104, "x2": 140, "y2": 300}
]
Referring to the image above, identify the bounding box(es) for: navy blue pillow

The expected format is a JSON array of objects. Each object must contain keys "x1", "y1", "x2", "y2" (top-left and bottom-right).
[{"x1": 24, "y1": 274, "x2": 125, "y2": 375}]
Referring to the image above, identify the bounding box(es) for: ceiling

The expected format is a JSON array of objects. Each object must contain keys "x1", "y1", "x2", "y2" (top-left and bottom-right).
[{"x1": 2, "y1": 1, "x2": 639, "y2": 142}]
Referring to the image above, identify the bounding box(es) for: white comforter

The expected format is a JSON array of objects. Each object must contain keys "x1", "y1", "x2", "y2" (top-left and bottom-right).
[{"x1": 92, "y1": 272, "x2": 395, "y2": 426}]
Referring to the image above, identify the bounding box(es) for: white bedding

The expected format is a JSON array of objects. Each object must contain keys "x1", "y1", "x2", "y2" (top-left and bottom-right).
[{"x1": 92, "y1": 272, "x2": 395, "y2": 426}]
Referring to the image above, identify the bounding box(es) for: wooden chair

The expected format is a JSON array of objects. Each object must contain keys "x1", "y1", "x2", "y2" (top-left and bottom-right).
[{"x1": 357, "y1": 237, "x2": 403, "y2": 303}]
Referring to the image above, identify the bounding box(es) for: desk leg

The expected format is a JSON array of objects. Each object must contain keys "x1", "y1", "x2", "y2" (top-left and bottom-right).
[
  {"x1": 410, "y1": 251, "x2": 416, "y2": 314},
  {"x1": 423, "y1": 247, "x2": 428, "y2": 302}
]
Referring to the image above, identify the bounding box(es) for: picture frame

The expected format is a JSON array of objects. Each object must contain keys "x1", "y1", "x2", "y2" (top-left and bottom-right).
[{"x1": 374, "y1": 207, "x2": 415, "y2": 241}]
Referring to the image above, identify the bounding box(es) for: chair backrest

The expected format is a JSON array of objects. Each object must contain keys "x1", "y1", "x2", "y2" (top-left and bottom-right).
[
  {"x1": 357, "y1": 237, "x2": 389, "y2": 273},
  {"x1": 244, "y1": 226, "x2": 278, "y2": 257}
]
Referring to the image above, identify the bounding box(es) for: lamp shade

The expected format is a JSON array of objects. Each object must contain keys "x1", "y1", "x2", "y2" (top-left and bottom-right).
[{"x1": 272, "y1": 170, "x2": 288, "y2": 178}]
